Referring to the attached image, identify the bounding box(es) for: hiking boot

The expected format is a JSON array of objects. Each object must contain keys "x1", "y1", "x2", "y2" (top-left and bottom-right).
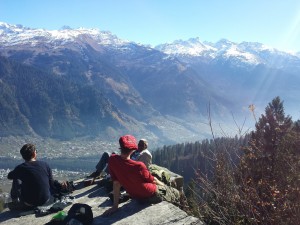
[
  {"x1": 108, "y1": 191, "x2": 130, "y2": 203},
  {"x1": 83, "y1": 179, "x2": 95, "y2": 187},
  {"x1": 87, "y1": 171, "x2": 100, "y2": 178},
  {"x1": 5, "y1": 199, "x2": 20, "y2": 210},
  {"x1": 6, "y1": 201, "x2": 32, "y2": 211},
  {"x1": 97, "y1": 178, "x2": 106, "y2": 187}
]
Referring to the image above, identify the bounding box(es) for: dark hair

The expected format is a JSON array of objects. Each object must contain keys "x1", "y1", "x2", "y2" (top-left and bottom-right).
[{"x1": 20, "y1": 144, "x2": 36, "y2": 161}]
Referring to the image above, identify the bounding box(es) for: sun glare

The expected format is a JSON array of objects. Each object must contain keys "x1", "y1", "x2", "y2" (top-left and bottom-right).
[{"x1": 280, "y1": 8, "x2": 300, "y2": 52}]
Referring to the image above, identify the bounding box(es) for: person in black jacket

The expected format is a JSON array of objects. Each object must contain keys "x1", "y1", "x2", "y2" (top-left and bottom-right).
[{"x1": 7, "y1": 143, "x2": 57, "y2": 209}]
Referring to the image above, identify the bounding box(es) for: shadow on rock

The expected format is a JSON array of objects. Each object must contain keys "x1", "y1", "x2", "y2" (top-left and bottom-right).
[
  {"x1": 0, "y1": 210, "x2": 22, "y2": 223},
  {"x1": 73, "y1": 185, "x2": 106, "y2": 199},
  {"x1": 94, "y1": 200, "x2": 151, "y2": 225}
]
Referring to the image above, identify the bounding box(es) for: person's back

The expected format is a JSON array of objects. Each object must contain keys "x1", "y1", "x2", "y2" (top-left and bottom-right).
[
  {"x1": 103, "y1": 135, "x2": 181, "y2": 216},
  {"x1": 136, "y1": 149, "x2": 152, "y2": 167},
  {"x1": 7, "y1": 144, "x2": 53, "y2": 207},
  {"x1": 131, "y1": 139, "x2": 152, "y2": 169},
  {"x1": 109, "y1": 154, "x2": 156, "y2": 199},
  {"x1": 8, "y1": 160, "x2": 52, "y2": 206}
]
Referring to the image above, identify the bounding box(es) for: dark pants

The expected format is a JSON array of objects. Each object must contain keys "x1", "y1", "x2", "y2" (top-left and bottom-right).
[
  {"x1": 9, "y1": 179, "x2": 33, "y2": 210},
  {"x1": 10, "y1": 179, "x2": 22, "y2": 201},
  {"x1": 95, "y1": 151, "x2": 110, "y2": 173},
  {"x1": 9, "y1": 179, "x2": 54, "y2": 210}
]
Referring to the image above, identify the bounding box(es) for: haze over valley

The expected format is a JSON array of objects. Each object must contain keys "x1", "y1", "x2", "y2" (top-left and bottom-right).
[{"x1": 0, "y1": 21, "x2": 299, "y2": 161}]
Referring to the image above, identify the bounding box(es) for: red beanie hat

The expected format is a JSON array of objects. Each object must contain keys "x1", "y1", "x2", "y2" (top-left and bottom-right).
[{"x1": 119, "y1": 135, "x2": 138, "y2": 150}]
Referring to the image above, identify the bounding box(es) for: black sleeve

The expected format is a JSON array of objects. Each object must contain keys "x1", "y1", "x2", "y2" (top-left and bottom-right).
[
  {"x1": 7, "y1": 166, "x2": 19, "y2": 180},
  {"x1": 46, "y1": 163, "x2": 55, "y2": 191}
]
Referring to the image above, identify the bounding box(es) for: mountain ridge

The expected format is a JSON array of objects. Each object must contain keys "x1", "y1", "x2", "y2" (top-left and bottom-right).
[
  {"x1": 0, "y1": 21, "x2": 299, "y2": 145},
  {"x1": 156, "y1": 38, "x2": 300, "y2": 69}
]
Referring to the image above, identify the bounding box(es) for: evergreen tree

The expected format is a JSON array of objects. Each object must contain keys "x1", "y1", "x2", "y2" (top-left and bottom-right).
[
  {"x1": 240, "y1": 96, "x2": 299, "y2": 224},
  {"x1": 243, "y1": 97, "x2": 292, "y2": 181}
]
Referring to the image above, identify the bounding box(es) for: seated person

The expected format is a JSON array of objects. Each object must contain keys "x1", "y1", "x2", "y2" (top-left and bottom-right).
[
  {"x1": 89, "y1": 138, "x2": 150, "y2": 178},
  {"x1": 130, "y1": 139, "x2": 152, "y2": 169},
  {"x1": 132, "y1": 139, "x2": 176, "y2": 188},
  {"x1": 103, "y1": 135, "x2": 181, "y2": 216},
  {"x1": 7, "y1": 143, "x2": 64, "y2": 209}
]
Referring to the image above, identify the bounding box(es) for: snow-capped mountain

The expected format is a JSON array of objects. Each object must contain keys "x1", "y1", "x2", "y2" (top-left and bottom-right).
[
  {"x1": 0, "y1": 21, "x2": 299, "y2": 142},
  {"x1": 1, "y1": 21, "x2": 299, "y2": 70},
  {"x1": 0, "y1": 22, "x2": 130, "y2": 47},
  {"x1": 155, "y1": 37, "x2": 216, "y2": 57},
  {"x1": 155, "y1": 37, "x2": 300, "y2": 69},
  {"x1": 0, "y1": 22, "x2": 231, "y2": 142},
  {"x1": 156, "y1": 38, "x2": 263, "y2": 65}
]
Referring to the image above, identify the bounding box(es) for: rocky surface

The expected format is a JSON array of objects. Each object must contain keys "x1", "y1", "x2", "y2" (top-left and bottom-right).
[{"x1": 0, "y1": 179, "x2": 203, "y2": 225}]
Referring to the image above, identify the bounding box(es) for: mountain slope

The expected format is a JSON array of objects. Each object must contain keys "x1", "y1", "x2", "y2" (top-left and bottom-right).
[
  {"x1": 156, "y1": 38, "x2": 300, "y2": 117},
  {"x1": 0, "y1": 56, "x2": 144, "y2": 139},
  {"x1": 1, "y1": 22, "x2": 300, "y2": 143},
  {"x1": 0, "y1": 22, "x2": 231, "y2": 120}
]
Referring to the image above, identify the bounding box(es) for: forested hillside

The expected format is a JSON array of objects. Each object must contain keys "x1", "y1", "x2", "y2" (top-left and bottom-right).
[{"x1": 152, "y1": 136, "x2": 249, "y2": 183}]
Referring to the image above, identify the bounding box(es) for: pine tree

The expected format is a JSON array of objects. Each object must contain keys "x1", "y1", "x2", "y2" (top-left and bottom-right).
[
  {"x1": 240, "y1": 96, "x2": 299, "y2": 224},
  {"x1": 243, "y1": 97, "x2": 292, "y2": 181}
]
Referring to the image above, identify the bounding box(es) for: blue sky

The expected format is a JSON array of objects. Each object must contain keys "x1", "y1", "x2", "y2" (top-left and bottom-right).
[{"x1": 1, "y1": 0, "x2": 300, "y2": 51}]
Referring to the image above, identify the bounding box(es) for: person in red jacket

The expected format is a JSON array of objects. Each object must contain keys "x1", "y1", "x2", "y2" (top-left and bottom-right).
[{"x1": 103, "y1": 135, "x2": 180, "y2": 216}]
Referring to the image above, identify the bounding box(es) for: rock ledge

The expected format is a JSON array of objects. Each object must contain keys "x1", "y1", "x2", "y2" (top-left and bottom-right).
[{"x1": 0, "y1": 180, "x2": 203, "y2": 225}]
